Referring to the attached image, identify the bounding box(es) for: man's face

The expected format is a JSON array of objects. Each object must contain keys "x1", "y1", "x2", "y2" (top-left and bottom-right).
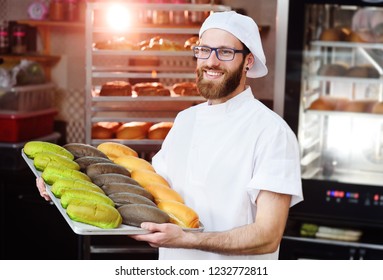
[{"x1": 195, "y1": 29, "x2": 247, "y2": 101}]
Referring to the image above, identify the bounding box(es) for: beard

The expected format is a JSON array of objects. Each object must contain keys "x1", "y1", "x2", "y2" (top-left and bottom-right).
[{"x1": 196, "y1": 59, "x2": 245, "y2": 100}]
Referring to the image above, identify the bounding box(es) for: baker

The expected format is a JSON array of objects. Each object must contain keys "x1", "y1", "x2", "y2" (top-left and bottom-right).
[{"x1": 129, "y1": 11, "x2": 303, "y2": 260}]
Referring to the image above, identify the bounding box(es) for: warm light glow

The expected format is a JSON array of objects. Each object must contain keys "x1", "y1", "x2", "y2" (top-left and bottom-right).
[
  {"x1": 106, "y1": 4, "x2": 130, "y2": 32},
  {"x1": 151, "y1": 70, "x2": 157, "y2": 78}
]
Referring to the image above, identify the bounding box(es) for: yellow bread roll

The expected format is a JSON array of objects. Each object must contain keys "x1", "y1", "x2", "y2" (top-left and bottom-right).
[
  {"x1": 131, "y1": 169, "x2": 170, "y2": 188},
  {"x1": 116, "y1": 122, "x2": 152, "y2": 139},
  {"x1": 97, "y1": 142, "x2": 138, "y2": 160},
  {"x1": 114, "y1": 155, "x2": 155, "y2": 173},
  {"x1": 141, "y1": 182, "x2": 184, "y2": 204},
  {"x1": 157, "y1": 200, "x2": 199, "y2": 228},
  {"x1": 148, "y1": 122, "x2": 173, "y2": 140}
]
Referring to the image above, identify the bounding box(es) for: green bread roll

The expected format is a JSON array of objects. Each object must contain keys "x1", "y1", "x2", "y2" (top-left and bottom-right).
[
  {"x1": 51, "y1": 178, "x2": 104, "y2": 198},
  {"x1": 42, "y1": 165, "x2": 91, "y2": 185},
  {"x1": 23, "y1": 141, "x2": 74, "y2": 160},
  {"x1": 60, "y1": 188, "x2": 115, "y2": 209},
  {"x1": 66, "y1": 198, "x2": 122, "y2": 229},
  {"x1": 34, "y1": 151, "x2": 80, "y2": 171}
]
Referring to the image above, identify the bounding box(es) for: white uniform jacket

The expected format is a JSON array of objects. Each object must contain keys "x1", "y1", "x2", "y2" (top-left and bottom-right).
[{"x1": 152, "y1": 87, "x2": 303, "y2": 260}]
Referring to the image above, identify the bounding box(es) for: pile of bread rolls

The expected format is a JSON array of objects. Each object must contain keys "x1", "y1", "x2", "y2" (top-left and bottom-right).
[
  {"x1": 95, "y1": 81, "x2": 200, "y2": 97},
  {"x1": 92, "y1": 141, "x2": 200, "y2": 228},
  {"x1": 319, "y1": 27, "x2": 367, "y2": 43},
  {"x1": 92, "y1": 121, "x2": 173, "y2": 140},
  {"x1": 94, "y1": 35, "x2": 198, "y2": 52}
]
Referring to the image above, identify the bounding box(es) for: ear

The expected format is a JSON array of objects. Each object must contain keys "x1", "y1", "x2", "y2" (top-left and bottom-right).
[{"x1": 245, "y1": 53, "x2": 255, "y2": 70}]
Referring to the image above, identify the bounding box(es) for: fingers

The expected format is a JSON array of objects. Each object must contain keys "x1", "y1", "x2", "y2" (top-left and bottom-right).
[
  {"x1": 140, "y1": 222, "x2": 163, "y2": 231},
  {"x1": 36, "y1": 177, "x2": 51, "y2": 201}
]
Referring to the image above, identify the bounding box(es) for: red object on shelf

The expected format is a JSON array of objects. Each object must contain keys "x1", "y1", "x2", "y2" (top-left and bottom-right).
[{"x1": 0, "y1": 108, "x2": 57, "y2": 142}]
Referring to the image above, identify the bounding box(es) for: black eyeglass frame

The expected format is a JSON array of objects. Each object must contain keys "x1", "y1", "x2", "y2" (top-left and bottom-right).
[{"x1": 192, "y1": 46, "x2": 250, "y2": 61}]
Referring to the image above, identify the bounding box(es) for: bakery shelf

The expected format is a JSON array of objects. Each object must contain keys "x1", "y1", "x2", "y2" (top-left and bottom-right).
[
  {"x1": 311, "y1": 40, "x2": 383, "y2": 50},
  {"x1": 92, "y1": 65, "x2": 195, "y2": 72},
  {"x1": 91, "y1": 96, "x2": 204, "y2": 102},
  {"x1": 92, "y1": 26, "x2": 200, "y2": 35},
  {"x1": 305, "y1": 109, "x2": 383, "y2": 119},
  {"x1": 91, "y1": 116, "x2": 175, "y2": 123},
  {"x1": 308, "y1": 75, "x2": 383, "y2": 84},
  {"x1": 90, "y1": 2, "x2": 231, "y2": 12},
  {"x1": 92, "y1": 50, "x2": 194, "y2": 57},
  {"x1": 85, "y1": 1, "x2": 230, "y2": 146},
  {"x1": 92, "y1": 72, "x2": 196, "y2": 79}
]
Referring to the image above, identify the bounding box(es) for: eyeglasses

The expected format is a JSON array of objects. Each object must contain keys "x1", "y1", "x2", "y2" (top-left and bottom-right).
[{"x1": 192, "y1": 46, "x2": 249, "y2": 61}]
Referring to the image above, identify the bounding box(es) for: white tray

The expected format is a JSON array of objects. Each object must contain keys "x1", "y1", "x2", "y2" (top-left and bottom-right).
[{"x1": 21, "y1": 150, "x2": 204, "y2": 235}]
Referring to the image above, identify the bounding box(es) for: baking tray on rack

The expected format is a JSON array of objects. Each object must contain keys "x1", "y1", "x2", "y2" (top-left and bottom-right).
[{"x1": 21, "y1": 150, "x2": 204, "y2": 235}]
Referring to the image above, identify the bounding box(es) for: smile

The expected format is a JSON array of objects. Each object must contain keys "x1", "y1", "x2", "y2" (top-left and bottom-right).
[{"x1": 204, "y1": 70, "x2": 224, "y2": 79}]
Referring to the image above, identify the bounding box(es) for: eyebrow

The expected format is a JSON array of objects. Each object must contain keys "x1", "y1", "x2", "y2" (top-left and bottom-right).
[{"x1": 198, "y1": 44, "x2": 237, "y2": 49}]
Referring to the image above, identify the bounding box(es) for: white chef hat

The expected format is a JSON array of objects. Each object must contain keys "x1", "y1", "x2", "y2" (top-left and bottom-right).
[{"x1": 199, "y1": 11, "x2": 268, "y2": 78}]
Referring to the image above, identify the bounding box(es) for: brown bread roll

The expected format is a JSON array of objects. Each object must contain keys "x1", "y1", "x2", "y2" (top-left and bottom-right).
[
  {"x1": 118, "y1": 204, "x2": 170, "y2": 227},
  {"x1": 99, "y1": 81, "x2": 132, "y2": 96}
]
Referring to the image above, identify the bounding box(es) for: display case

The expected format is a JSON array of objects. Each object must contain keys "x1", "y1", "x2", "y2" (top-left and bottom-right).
[
  {"x1": 85, "y1": 2, "x2": 231, "y2": 155},
  {"x1": 275, "y1": 0, "x2": 383, "y2": 259}
]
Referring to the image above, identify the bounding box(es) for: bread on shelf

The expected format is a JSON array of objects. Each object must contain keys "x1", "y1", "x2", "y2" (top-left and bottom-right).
[{"x1": 99, "y1": 81, "x2": 132, "y2": 96}]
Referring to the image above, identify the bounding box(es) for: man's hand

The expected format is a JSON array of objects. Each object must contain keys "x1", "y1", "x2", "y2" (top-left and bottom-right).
[
  {"x1": 131, "y1": 222, "x2": 194, "y2": 249},
  {"x1": 36, "y1": 177, "x2": 51, "y2": 201}
]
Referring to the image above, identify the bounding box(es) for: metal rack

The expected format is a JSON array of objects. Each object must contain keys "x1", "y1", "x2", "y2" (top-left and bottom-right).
[
  {"x1": 84, "y1": 2, "x2": 231, "y2": 150},
  {"x1": 82, "y1": 1, "x2": 231, "y2": 259}
]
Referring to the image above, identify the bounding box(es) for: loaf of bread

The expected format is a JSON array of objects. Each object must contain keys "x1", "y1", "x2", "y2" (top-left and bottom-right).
[
  {"x1": 173, "y1": 82, "x2": 200, "y2": 96},
  {"x1": 345, "y1": 65, "x2": 380, "y2": 78},
  {"x1": 372, "y1": 102, "x2": 383, "y2": 114},
  {"x1": 309, "y1": 96, "x2": 349, "y2": 111},
  {"x1": 141, "y1": 182, "x2": 184, "y2": 204},
  {"x1": 92, "y1": 122, "x2": 122, "y2": 139},
  {"x1": 116, "y1": 122, "x2": 152, "y2": 139},
  {"x1": 184, "y1": 36, "x2": 199, "y2": 50},
  {"x1": 319, "y1": 27, "x2": 350, "y2": 41},
  {"x1": 140, "y1": 36, "x2": 185, "y2": 51},
  {"x1": 99, "y1": 81, "x2": 132, "y2": 96},
  {"x1": 157, "y1": 200, "x2": 200, "y2": 228},
  {"x1": 114, "y1": 155, "x2": 156, "y2": 173},
  {"x1": 133, "y1": 82, "x2": 168, "y2": 96},
  {"x1": 94, "y1": 37, "x2": 137, "y2": 50},
  {"x1": 343, "y1": 100, "x2": 377, "y2": 113},
  {"x1": 97, "y1": 142, "x2": 138, "y2": 160},
  {"x1": 131, "y1": 169, "x2": 170, "y2": 188},
  {"x1": 148, "y1": 122, "x2": 173, "y2": 140},
  {"x1": 317, "y1": 63, "x2": 348, "y2": 77}
]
